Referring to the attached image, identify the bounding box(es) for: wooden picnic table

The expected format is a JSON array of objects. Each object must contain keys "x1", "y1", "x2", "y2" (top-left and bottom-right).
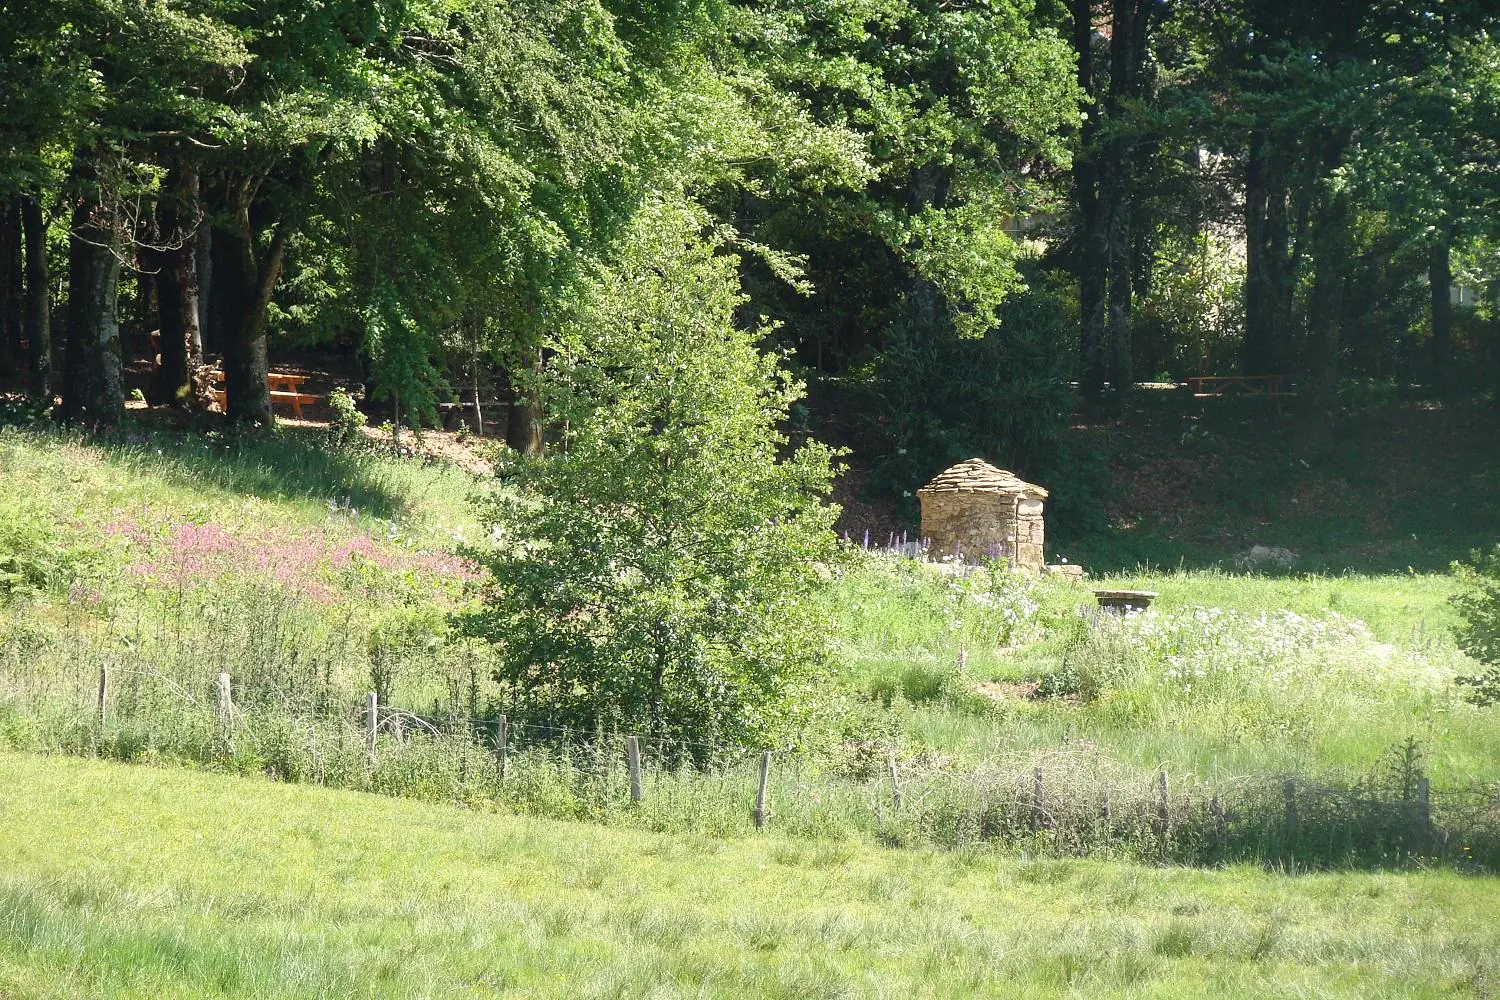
[
  {"x1": 1185, "y1": 375, "x2": 1294, "y2": 397},
  {"x1": 209, "y1": 370, "x2": 322, "y2": 419}
]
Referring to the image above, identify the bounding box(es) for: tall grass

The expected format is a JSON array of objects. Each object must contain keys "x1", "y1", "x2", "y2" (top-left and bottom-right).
[{"x1": 1, "y1": 427, "x2": 1498, "y2": 868}]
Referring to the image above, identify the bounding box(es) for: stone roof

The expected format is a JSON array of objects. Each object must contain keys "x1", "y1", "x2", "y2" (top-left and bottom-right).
[{"x1": 916, "y1": 458, "x2": 1049, "y2": 499}]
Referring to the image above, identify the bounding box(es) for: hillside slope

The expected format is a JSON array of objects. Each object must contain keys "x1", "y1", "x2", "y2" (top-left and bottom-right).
[{"x1": 820, "y1": 388, "x2": 1500, "y2": 575}]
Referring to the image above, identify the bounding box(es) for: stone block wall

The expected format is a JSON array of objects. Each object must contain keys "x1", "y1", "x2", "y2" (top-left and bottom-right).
[
  {"x1": 1015, "y1": 499, "x2": 1045, "y2": 573},
  {"x1": 918, "y1": 492, "x2": 1046, "y2": 573}
]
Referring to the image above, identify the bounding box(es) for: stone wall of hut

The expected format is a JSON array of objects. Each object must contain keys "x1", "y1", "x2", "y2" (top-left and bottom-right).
[
  {"x1": 919, "y1": 493, "x2": 1046, "y2": 573},
  {"x1": 1014, "y1": 498, "x2": 1045, "y2": 573}
]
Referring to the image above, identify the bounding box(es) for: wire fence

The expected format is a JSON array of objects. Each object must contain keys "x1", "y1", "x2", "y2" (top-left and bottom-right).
[{"x1": 5, "y1": 662, "x2": 1497, "y2": 871}]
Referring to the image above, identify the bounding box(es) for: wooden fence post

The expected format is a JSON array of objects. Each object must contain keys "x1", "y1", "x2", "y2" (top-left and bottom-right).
[
  {"x1": 216, "y1": 672, "x2": 233, "y2": 731},
  {"x1": 1284, "y1": 778, "x2": 1298, "y2": 855},
  {"x1": 1031, "y1": 768, "x2": 1045, "y2": 832},
  {"x1": 97, "y1": 664, "x2": 109, "y2": 726},
  {"x1": 495, "y1": 714, "x2": 508, "y2": 781},
  {"x1": 753, "y1": 751, "x2": 771, "y2": 830},
  {"x1": 888, "y1": 751, "x2": 903, "y2": 810},
  {"x1": 366, "y1": 692, "x2": 378, "y2": 763},
  {"x1": 1416, "y1": 776, "x2": 1431, "y2": 845},
  {"x1": 1155, "y1": 770, "x2": 1170, "y2": 840},
  {"x1": 627, "y1": 735, "x2": 643, "y2": 804}
]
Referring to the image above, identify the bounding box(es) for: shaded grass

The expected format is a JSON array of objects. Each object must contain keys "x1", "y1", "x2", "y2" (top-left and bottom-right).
[
  {"x1": 1, "y1": 753, "x2": 1497, "y2": 999},
  {"x1": 0, "y1": 424, "x2": 477, "y2": 546},
  {"x1": 1059, "y1": 392, "x2": 1500, "y2": 575}
]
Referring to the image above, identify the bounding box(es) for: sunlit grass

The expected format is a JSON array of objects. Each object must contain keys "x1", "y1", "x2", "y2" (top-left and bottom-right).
[
  {"x1": 1, "y1": 426, "x2": 1498, "y2": 865},
  {"x1": 830, "y1": 556, "x2": 1499, "y2": 785},
  {"x1": 1, "y1": 753, "x2": 1495, "y2": 999}
]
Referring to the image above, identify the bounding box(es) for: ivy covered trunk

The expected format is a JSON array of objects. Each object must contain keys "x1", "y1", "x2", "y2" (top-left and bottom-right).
[{"x1": 903, "y1": 162, "x2": 952, "y2": 340}]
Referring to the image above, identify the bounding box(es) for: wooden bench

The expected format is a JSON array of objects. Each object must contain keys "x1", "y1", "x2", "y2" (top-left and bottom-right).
[
  {"x1": 209, "y1": 371, "x2": 322, "y2": 419},
  {"x1": 1185, "y1": 375, "x2": 1295, "y2": 398}
]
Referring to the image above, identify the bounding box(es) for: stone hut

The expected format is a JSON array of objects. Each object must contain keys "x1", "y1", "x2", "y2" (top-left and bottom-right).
[{"x1": 916, "y1": 459, "x2": 1048, "y2": 572}]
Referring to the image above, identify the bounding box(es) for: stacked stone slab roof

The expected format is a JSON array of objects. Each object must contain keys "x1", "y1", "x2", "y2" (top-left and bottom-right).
[{"x1": 916, "y1": 459, "x2": 1048, "y2": 500}]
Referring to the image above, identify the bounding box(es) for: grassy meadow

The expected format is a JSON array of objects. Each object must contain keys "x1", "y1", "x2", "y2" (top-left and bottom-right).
[
  {"x1": 3, "y1": 752, "x2": 1497, "y2": 1000},
  {"x1": 0, "y1": 417, "x2": 1498, "y2": 993},
  {"x1": 1, "y1": 422, "x2": 1497, "y2": 868}
]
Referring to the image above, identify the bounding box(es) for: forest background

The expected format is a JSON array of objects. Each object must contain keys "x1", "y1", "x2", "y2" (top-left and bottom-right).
[{"x1": 4, "y1": 0, "x2": 1499, "y2": 525}]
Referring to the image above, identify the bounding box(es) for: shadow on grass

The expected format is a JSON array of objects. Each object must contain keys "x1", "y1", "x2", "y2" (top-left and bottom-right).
[{"x1": 94, "y1": 422, "x2": 429, "y2": 521}]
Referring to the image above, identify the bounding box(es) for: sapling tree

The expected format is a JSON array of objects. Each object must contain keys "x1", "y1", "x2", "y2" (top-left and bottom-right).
[
  {"x1": 460, "y1": 200, "x2": 842, "y2": 755},
  {"x1": 1454, "y1": 545, "x2": 1500, "y2": 705}
]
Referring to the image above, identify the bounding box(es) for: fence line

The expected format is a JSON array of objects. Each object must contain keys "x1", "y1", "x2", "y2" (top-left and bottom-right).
[{"x1": 9, "y1": 665, "x2": 1500, "y2": 867}]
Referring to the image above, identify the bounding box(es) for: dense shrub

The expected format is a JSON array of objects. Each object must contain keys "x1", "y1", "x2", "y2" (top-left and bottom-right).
[
  {"x1": 860, "y1": 269, "x2": 1106, "y2": 540},
  {"x1": 1454, "y1": 545, "x2": 1500, "y2": 704},
  {"x1": 327, "y1": 387, "x2": 368, "y2": 444},
  {"x1": 0, "y1": 508, "x2": 90, "y2": 601}
]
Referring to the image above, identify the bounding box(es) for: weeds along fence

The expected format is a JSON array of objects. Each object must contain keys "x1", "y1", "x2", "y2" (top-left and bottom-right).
[{"x1": 2, "y1": 663, "x2": 1497, "y2": 871}]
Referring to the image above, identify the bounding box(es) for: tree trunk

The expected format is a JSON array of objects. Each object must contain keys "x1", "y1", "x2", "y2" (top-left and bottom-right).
[
  {"x1": 1306, "y1": 189, "x2": 1349, "y2": 397},
  {"x1": 1243, "y1": 135, "x2": 1291, "y2": 376},
  {"x1": 1306, "y1": 248, "x2": 1345, "y2": 398},
  {"x1": 1104, "y1": 0, "x2": 1154, "y2": 392},
  {"x1": 1103, "y1": 159, "x2": 1133, "y2": 391},
  {"x1": 1103, "y1": 0, "x2": 1139, "y2": 392},
  {"x1": 471, "y1": 361, "x2": 484, "y2": 436},
  {"x1": 155, "y1": 166, "x2": 202, "y2": 407},
  {"x1": 0, "y1": 199, "x2": 21, "y2": 368},
  {"x1": 20, "y1": 194, "x2": 50, "y2": 397},
  {"x1": 505, "y1": 347, "x2": 545, "y2": 456},
  {"x1": 129, "y1": 218, "x2": 156, "y2": 362},
  {"x1": 1430, "y1": 231, "x2": 1452, "y2": 395},
  {"x1": 195, "y1": 221, "x2": 211, "y2": 354},
  {"x1": 214, "y1": 186, "x2": 286, "y2": 426},
  {"x1": 1073, "y1": 0, "x2": 1107, "y2": 397},
  {"x1": 59, "y1": 196, "x2": 123, "y2": 426}
]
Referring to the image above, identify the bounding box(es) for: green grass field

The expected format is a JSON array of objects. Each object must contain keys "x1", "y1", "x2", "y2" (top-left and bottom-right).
[
  {"x1": 2, "y1": 415, "x2": 1500, "y2": 994},
  {"x1": 1, "y1": 422, "x2": 1498, "y2": 864},
  {"x1": 3, "y1": 753, "x2": 1497, "y2": 999}
]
